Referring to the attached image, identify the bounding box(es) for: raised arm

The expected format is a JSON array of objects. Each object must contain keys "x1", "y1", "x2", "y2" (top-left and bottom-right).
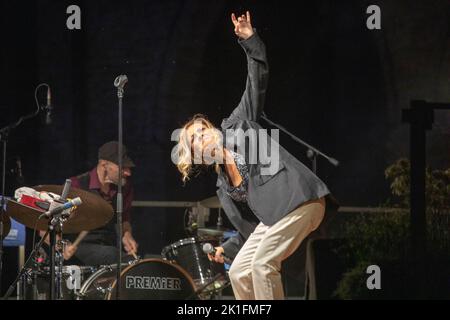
[{"x1": 224, "y1": 11, "x2": 269, "y2": 125}]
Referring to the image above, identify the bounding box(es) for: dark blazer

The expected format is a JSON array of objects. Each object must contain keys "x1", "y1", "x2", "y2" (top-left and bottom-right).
[{"x1": 218, "y1": 32, "x2": 335, "y2": 258}]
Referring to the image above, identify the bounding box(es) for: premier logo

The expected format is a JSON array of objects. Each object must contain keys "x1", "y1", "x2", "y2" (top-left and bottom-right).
[{"x1": 125, "y1": 276, "x2": 182, "y2": 290}]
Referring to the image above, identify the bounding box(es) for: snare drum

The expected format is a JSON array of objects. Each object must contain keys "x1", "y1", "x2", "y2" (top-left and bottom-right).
[{"x1": 78, "y1": 259, "x2": 197, "y2": 300}]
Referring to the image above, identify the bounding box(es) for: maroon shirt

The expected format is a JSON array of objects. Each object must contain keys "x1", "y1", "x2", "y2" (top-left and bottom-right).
[{"x1": 70, "y1": 167, "x2": 133, "y2": 223}]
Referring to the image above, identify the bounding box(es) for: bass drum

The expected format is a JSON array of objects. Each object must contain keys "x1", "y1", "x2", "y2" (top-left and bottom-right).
[{"x1": 78, "y1": 259, "x2": 197, "y2": 300}]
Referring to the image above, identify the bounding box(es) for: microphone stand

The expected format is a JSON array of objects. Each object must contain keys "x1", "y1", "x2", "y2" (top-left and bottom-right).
[
  {"x1": 113, "y1": 75, "x2": 128, "y2": 300},
  {"x1": 216, "y1": 208, "x2": 223, "y2": 229},
  {"x1": 0, "y1": 83, "x2": 48, "y2": 295},
  {"x1": 260, "y1": 112, "x2": 339, "y2": 174},
  {"x1": 2, "y1": 201, "x2": 72, "y2": 300},
  {"x1": 49, "y1": 179, "x2": 71, "y2": 300},
  {"x1": 2, "y1": 227, "x2": 50, "y2": 300}
]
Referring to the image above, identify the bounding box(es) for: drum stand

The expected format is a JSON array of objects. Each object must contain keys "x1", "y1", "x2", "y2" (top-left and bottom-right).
[
  {"x1": 48, "y1": 217, "x2": 67, "y2": 300},
  {"x1": 2, "y1": 211, "x2": 69, "y2": 300},
  {"x1": 187, "y1": 273, "x2": 230, "y2": 300}
]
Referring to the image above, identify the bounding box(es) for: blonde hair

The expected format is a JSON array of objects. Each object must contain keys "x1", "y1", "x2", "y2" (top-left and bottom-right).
[{"x1": 176, "y1": 114, "x2": 220, "y2": 183}]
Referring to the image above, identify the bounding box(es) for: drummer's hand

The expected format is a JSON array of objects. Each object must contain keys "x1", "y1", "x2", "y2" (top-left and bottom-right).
[
  {"x1": 63, "y1": 244, "x2": 77, "y2": 260},
  {"x1": 207, "y1": 246, "x2": 225, "y2": 264},
  {"x1": 122, "y1": 231, "x2": 138, "y2": 256}
]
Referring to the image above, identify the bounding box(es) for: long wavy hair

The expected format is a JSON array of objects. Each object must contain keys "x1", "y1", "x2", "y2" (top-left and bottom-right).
[{"x1": 176, "y1": 114, "x2": 221, "y2": 183}]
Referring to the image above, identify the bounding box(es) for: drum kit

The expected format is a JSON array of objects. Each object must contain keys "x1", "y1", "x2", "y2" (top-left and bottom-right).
[{"x1": 1, "y1": 184, "x2": 231, "y2": 300}]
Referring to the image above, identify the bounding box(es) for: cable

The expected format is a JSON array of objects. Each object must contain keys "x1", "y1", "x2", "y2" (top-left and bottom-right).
[
  {"x1": 0, "y1": 83, "x2": 47, "y2": 136},
  {"x1": 33, "y1": 84, "x2": 48, "y2": 118}
]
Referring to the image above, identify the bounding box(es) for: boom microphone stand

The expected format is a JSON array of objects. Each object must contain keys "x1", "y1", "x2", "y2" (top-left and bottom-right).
[
  {"x1": 260, "y1": 112, "x2": 339, "y2": 174},
  {"x1": 0, "y1": 83, "x2": 49, "y2": 295}
]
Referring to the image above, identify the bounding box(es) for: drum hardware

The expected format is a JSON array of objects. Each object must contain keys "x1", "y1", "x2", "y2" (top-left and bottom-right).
[
  {"x1": 19, "y1": 265, "x2": 97, "y2": 300},
  {"x1": 128, "y1": 256, "x2": 140, "y2": 265},
  {"x1": 55, "y1": 241, "x2": 65, "y2": 299},
  {"x1": 94, "y1": 285, "x2": 110, "y2": 295},
  {"x1": 192, "y1": 205, "x2": 229, "y2": 241},
  {"x1": 9, "y1": 210, "x2": 74, "y2": 300},
  {"x1": 187, "y1": 272, "x2": 227, "y2": 300},
  {"x1": 3, "y1": 180, "x2": 115, "y2": 300},
  {"x1": 3, "y1": 222, "x2": 56, "y2": 300}
]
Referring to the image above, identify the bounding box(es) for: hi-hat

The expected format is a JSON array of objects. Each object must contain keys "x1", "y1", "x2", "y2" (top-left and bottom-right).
[
  {"x1": 6, "y1": 185, "x2": 114, "y2": 233},
  {"x1": 197, "y1": 226, "x2": 229, "y2": 238},
  {"x1": 199, "y1": 196, "x2": 221, "y2": 208}
]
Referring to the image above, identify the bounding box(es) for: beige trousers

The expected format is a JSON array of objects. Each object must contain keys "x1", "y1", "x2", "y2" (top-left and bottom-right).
[{"x1": 228, "y1": 197, "x2": 325, "y2": 300}]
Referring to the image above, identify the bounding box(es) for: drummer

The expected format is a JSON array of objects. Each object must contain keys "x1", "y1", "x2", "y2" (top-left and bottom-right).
[{"x1": 40, "y1": 141, "x2": 139, "y2": 266}]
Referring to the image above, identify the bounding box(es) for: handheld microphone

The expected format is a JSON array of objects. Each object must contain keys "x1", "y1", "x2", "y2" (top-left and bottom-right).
[
  {"x1": 44, "y1": 197, "x2": 82, "y2": 218},
  {"x1": 45, "y1": 86, "x2": 52, "y2": 125},
  {"x1": 202, "y1": 243, "x2": 233, "y2": 265}
]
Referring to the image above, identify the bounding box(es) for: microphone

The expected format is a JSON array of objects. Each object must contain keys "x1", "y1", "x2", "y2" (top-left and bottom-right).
[
  {"x1": 16, "y1": 156, "x2": 24, "y2": 184},
  {"x1": 45, "y1": 86, "x2": 52, "y2": 125},
  {"x1": 60, "y1": 179, "x2": 72, "y2": 201},
  {"x1": 328, "y1": 157, "x2": 340, "y2": 167},
  {"x1": 114, "y1": 75, "x2": 128, "y2": 89},
  {"x1": 202, "y1": 243, "x2": 233, "y2": 265},
  {"x1": 44, "y1": 197, "x2": 82, "y2": 218}
]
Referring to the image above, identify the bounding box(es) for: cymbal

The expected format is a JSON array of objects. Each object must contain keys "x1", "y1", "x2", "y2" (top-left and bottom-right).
[
  {"x1": 199, "y1": 196, "x2": 221, "y2": 208},
  {"x1": 6, "y1": 185, "x2": 114, "y2": 233},
  {"x1": 197, "y1": 226, "x2": 229, "y2": 238},
  {"x1": 1, "y1": 213, "x2": 11, "y2": 240}
]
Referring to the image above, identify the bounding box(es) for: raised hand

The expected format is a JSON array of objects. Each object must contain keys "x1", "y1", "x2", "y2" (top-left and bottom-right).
[{"x1": 231, "y1": 11, "x2": 254, "y2": 40}]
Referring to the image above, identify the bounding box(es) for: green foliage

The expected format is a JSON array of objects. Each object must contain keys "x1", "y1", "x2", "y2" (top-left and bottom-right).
[
  {"x1": 333, "y1": 158, "x2": 450, "y2": 299},
  {"x1": 385, "y1": 158, "x2": 450, "y2": 210}
]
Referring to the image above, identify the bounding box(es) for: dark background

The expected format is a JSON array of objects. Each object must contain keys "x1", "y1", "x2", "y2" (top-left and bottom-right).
[{"x1": 1, "y1": 0, "x2": 449, "y2": 276}]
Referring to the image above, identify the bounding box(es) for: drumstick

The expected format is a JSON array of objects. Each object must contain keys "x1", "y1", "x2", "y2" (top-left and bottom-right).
[
  {"x1": 72, "y1": 231, "x2": 89, "y2": 247},
  {"x1": 131, "y1": 251, "x2": 138, "y2": 260}
]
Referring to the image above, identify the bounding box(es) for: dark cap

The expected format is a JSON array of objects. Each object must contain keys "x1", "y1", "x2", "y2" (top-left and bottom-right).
[{"x1": 98, "y1": 141, "x2": 135, "y2": 168}]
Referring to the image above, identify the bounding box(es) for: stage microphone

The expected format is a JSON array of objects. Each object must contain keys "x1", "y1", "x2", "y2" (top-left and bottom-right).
[
  {"x1": 60, "y1": 179, "x2": 72, "y2": 201},
  {"x1": 45, "y1": 86, "x2": 52, "y2": 125},
  {"x1": 328, "y1": 157, "x2": 340, "y2": 167},
  {"x1": 202, "y1": 243, "x2": 233, "y2": 265},
  {"x1": 114, "y1": 74, "x2": 128, "y2": 89},
  {"x1": 16, "y1": 156, "x2": 24, "y2": 184},
  {"x1": 44, "y1": 197, "x2": 82, "y2": 218}
]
